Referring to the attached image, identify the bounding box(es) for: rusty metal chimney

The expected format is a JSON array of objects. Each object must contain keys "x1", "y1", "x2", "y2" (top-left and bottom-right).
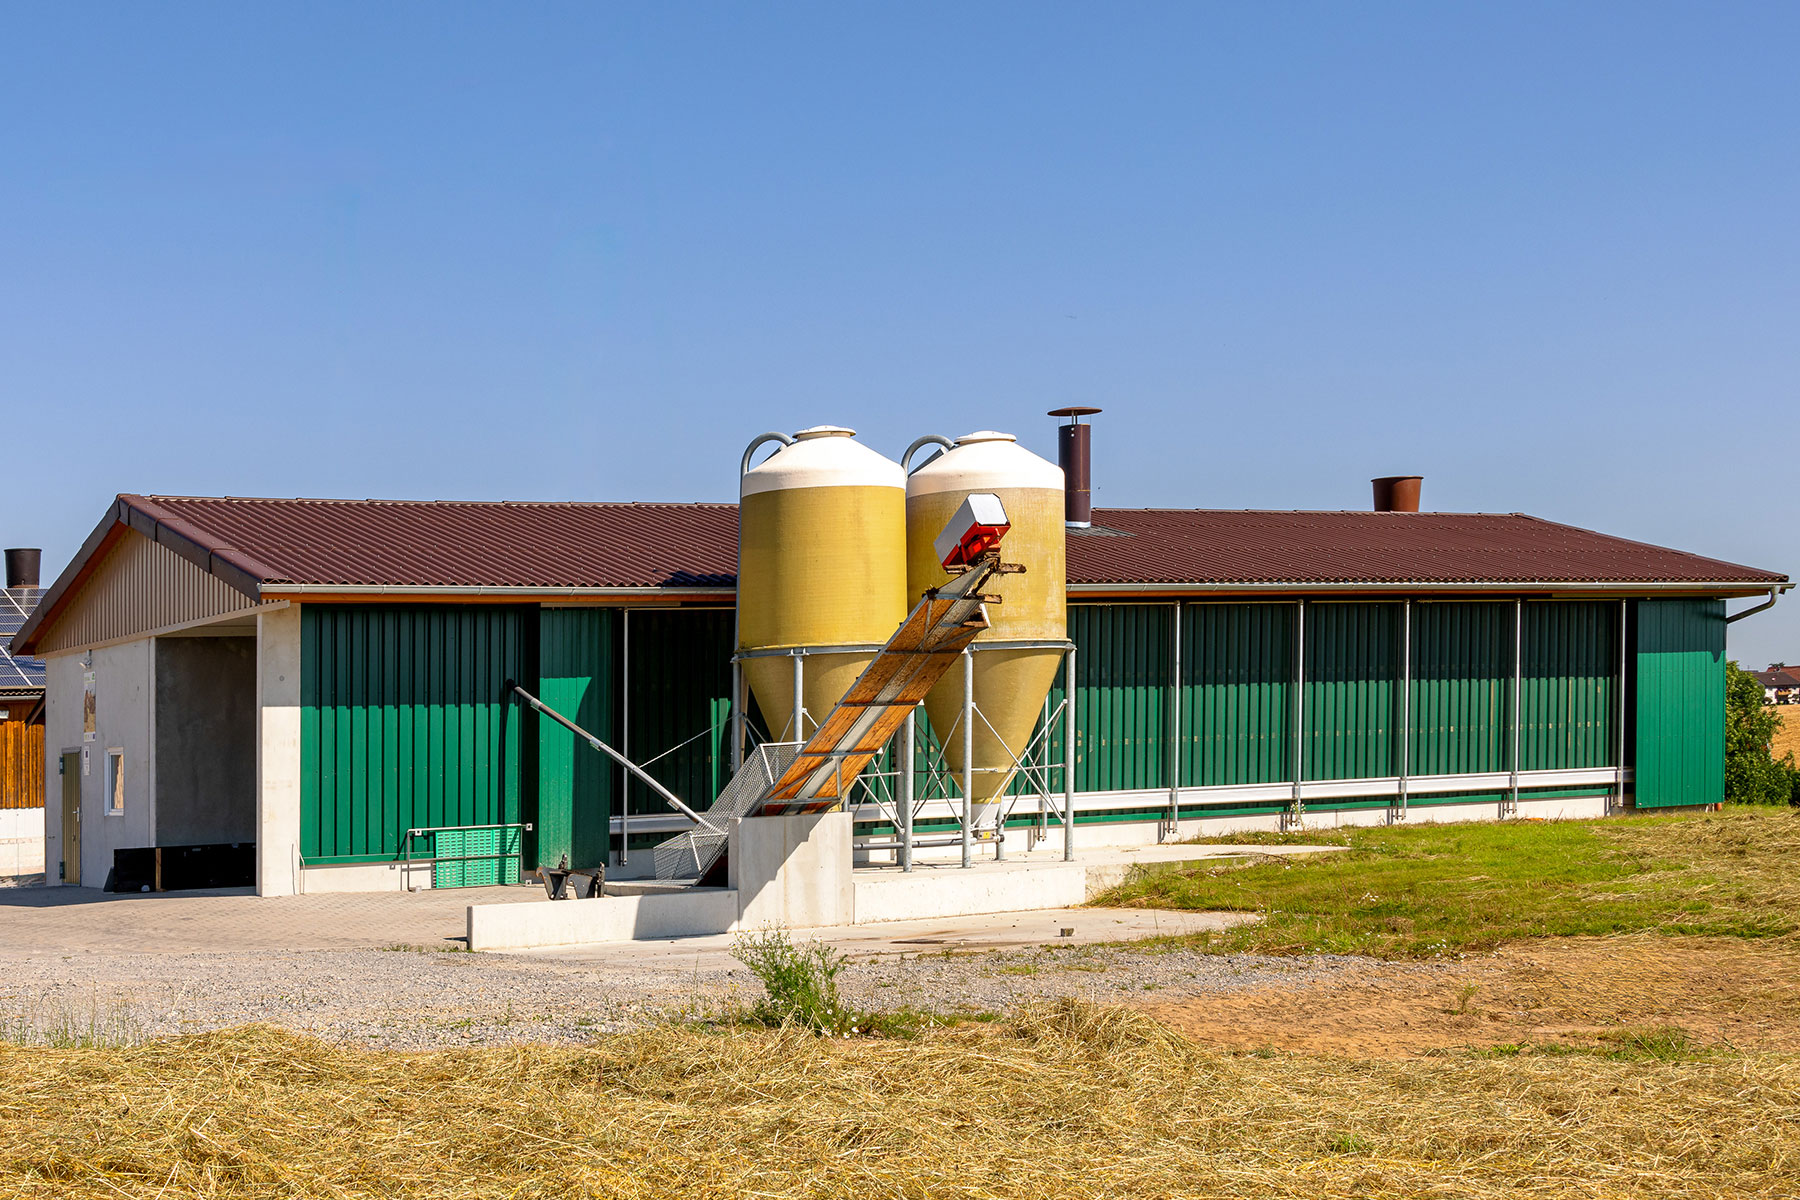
[
  {"x1": 4, "y1": 548, "x2": 40, "y2": 589},
  {"x1": 1371, "y1": 476, "x2": 1422, "y2": 513},
  {"x1": 1049, "y1": 407, "x2": 1102, "y2": 528}
]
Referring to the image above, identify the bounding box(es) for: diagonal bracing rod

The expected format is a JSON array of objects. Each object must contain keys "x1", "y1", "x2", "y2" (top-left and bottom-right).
[{"x1": 507, "y1": 680, "x2": 721, "y2": 833}]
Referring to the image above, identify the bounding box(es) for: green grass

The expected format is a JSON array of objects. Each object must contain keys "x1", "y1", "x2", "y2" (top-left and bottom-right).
[{"x1": 1095, "y1": 805, "x2": 1800, "y2": 958}]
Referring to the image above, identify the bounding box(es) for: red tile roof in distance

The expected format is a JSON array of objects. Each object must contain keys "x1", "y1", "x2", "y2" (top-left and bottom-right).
[{"x1": 115, "y1": 495, "x2": 1784, "y2": 591}]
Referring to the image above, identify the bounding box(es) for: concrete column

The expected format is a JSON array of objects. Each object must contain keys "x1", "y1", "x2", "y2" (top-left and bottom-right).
[
  {"x1": 256, "y1": 605, "x2": 302, "y2": 896},
  {"x1": 728, "y1": 810, "x2": 853, "y2": 930}
]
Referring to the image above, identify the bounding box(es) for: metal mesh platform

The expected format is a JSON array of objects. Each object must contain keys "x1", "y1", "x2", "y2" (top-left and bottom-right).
[{"x1": 651, "y1": 742, "x2": 800, "y2": 881}]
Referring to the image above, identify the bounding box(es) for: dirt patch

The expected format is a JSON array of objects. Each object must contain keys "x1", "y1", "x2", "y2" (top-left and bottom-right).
[{"x1": 1136, "y1": 935, "x2": 1800, "y2": 1057}]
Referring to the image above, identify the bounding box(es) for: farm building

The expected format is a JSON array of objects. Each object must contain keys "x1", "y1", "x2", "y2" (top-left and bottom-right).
[
  {"x1": 11, "y1": 454, "x2": 1788, "y2": 898},
  {"x1": 1, "y1": 549, "x2": 46, "y2": 877}
]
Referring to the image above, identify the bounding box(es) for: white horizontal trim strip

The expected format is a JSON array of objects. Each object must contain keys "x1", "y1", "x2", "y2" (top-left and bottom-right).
[{"x1": 612, "y1": 767, "x2": 1627, "y2": 834}]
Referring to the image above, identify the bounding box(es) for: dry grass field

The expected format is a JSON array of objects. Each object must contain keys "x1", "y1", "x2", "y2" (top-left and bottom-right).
[
  {"x1": 3, "y1": 1002, "x2": 1797, "y2": 1199},
  {"x1": 4, "y1": 807, "x2": 1798, "y2": 1198},
  {"x1": 1769, "y1": 704, "x2": 1800, "y2": 764}
]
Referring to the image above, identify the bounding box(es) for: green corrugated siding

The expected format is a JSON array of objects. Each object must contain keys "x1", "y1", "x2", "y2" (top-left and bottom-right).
[
  {"x1": 1066, "y1": 605, "x2": 1168, "y2": 793},
  {"x1": 624, "y1": 610, "x2": 734, "y2": 817},
  {"x1": 537, "y1": 608, "x2": 617, "y2": 869},
  {"x1": 300, "y1": 605, "x2": 531, "y2": 866},
  {"x1": 1409, "y1": 602, "x2": 1511, "y2": 776},
  {"x1": 1179, "y1": 603, "x2": 1294, "y2": 786},
  {"x1": 1520, "y1": 601, "x2": 1618, "y2": 771},
  {"x1": 1633, "y1": 598, "x2": 1725, "y2": 808},
  {"x1": 1304, "y1": 603, "x2": 1400, "y2": 781}
]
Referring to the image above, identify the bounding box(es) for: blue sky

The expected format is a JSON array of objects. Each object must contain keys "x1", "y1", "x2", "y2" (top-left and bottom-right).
[{"x1": 3, "y1": 3, "x2": 1795, "y2": 662}]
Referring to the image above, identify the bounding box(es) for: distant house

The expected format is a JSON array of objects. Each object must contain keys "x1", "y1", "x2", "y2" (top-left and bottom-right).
[
  {"x1": 1, "y1": 550, "x2": 46, "y2": 877},
  {"x1": 1750, "y1": 665, "x2": 1800, "y2": 706}
]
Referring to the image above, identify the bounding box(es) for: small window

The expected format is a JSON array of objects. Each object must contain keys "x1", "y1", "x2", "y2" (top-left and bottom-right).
[{"x1": 105, "y1": 749, "x2": 125, "y2": 816}]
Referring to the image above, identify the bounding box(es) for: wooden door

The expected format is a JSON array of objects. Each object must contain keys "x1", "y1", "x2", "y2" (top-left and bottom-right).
[{"x1": 60, "y1": 751, "x2": 80, "y2": 886}]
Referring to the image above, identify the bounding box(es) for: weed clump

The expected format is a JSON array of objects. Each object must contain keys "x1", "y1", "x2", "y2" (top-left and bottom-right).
[{"x1": 730, "y1": 927, "x2": 869, "y2": 1036}]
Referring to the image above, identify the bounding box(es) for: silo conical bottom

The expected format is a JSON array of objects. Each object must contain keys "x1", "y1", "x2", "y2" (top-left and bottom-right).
[{"x1": 923, "y1": 647, "x2": 1065, "y2": 831}]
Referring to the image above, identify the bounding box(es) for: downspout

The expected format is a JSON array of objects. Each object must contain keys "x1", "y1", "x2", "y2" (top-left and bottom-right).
[{"x1": 1726, "y1": 585, "x2": 1789, "y2": 623}]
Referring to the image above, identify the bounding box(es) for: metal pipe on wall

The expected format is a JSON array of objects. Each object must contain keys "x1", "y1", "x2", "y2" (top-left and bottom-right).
[
  {"x1": 1398, "y1": 600, "x2": 1412, "y2": 820},
  {"x1": 729, "y1": 659, "x2": 743, "y2": 775},
  {"x1": 1616, "y1": 598, "x2": 1629, "y2": 811},
  {"x1": 1290, "y1": 600, "x2": 1306, "y2": 826},
  {"x1": 1509, "y1": 599, "x2": 1523, "y2": 818},
  {"x1": 1166, "y1": 601, "x2": 1182, "y2": 840}
]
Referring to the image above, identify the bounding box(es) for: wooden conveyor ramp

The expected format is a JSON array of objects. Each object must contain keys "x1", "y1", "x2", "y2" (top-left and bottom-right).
[
  {"x1": 651, "y1": 549, "x2": 1011, "y2": 878},
  {"x1": 754, "y1": 550, "x2": 1009, "y2": 815}
]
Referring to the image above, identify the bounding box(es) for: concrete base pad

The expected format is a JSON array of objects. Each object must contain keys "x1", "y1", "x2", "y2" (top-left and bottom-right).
[
  {"x1": 464, "y1": 841, "x2": 1333, "y2": 952},
  {"x1": 508, "y1": 906, "x2": 1253, "y2": 968}
]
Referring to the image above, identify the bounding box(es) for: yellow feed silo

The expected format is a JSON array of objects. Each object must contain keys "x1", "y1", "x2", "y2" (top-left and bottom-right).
[
  {"x1": 905, "y1": 431, "x2": 1066, "y2": 832},
  {"x1": 738, "y1": 426, "x2": 907, "y2": 747}
]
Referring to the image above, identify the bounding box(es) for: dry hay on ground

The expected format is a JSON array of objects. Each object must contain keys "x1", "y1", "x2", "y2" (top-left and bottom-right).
[
  {"x1": 2, "y1": 1000, "x2": 1797, "y2": 1199},
  {"x1": 1138, "y1": 934, "x2": 1800, "y2": 1059}
]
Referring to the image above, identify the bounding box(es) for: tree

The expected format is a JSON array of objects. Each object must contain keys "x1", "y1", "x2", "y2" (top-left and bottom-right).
[{"x1": 1725, "y1": 660, "x2": 1797, "y2": 804}]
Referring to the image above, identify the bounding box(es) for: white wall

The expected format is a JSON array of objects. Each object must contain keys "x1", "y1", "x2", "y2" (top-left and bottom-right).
[
  {"x1": 42, "y1": 641, "x2": 155, "y2": 887},
  {"x1": 256, "y1": 605, "x2": 302, "y2": 897}
]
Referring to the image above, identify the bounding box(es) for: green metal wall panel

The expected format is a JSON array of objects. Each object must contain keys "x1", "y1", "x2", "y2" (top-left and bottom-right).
[
  {"x1": 1520, "y1": 601, "x2": 1619, "y2": 771},
  {"x1": 623, "y1": 610, "x2": 734, "y2": 817},
  {"x1": 1409, "y1": 602, "x2": 1511, "y2": 776},
  {"x1": 300, "y1": 605, "x2": 531, "y2": 865},
  {"x1": 1179, "y1": 603, "x2": 1294, "y2": 787},
  {"x1": 1065, "y1": 604, "x2": 1169, "y2": 793},
  {"x1": 1633, "y1": 598, "x2": 1725, "y2": 808},
  {"x1": 1304, "y1": 603, "x2": 1401, "y2": 781},
  {"x1": 537, "y1": 607, "x2": 617, "y2": 870}
]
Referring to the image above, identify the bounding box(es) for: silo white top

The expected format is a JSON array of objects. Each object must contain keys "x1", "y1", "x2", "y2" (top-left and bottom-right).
[
  {"x1": 906, "y1": 430, "x2": 1064, "y2": 498},
  {"x1": 742, "y1": 426, "x2": 905, "y2": 496}
]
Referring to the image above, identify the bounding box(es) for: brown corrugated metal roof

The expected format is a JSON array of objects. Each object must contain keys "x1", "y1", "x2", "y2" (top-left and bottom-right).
[
  {"x1": 127, "y1": 495, "x2": 740, "y2": 590},
  {"x1": 12, "y1": 493, "x2": 1786, "y2": 656},
  {"x1": 112, "y1": 496, "x2": 1797, "y2": 589},
  {"x1": 1065, "y1": 509, "x2": 1788, "y2": 587}
]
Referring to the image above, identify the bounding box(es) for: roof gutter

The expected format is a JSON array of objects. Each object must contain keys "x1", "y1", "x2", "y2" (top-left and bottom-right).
[
  {"x1": 1069, "y1": 579, "x2": 1787, "y2": 596},
  {"x1": 260, "y1": 583, "x2": 736, "y2": 599},
  {"x1": 1727, "y1": 584, "x2": 1791, "y2": 623}
]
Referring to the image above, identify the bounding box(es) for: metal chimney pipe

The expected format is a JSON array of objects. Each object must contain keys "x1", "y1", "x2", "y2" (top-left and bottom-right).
[
  {"x1": 1048, "y1": 407, "x2": 1102, "y2": 528},
  {"x1": 1371, "y1": 476, "x2": 1422, "y2": 513},
  {"x1": 4, "y1": 548, "x2": 41, "y2": 589}
]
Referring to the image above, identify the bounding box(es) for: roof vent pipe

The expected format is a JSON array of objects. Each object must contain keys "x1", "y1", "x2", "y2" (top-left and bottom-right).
[
  {"x1": 1049, "y1": 407, "x2": 1102, "y2": 528},
  {"x1": 1371, "y1": 476, "x2": 1422, "y2": 513},
  {"x1": 4, "y1": 548, "x2": 40, "y2": 589}
]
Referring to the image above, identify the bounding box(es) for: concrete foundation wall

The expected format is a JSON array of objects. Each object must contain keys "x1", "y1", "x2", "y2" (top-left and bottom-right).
[
  {"x1": 0, "y1": 806, "x2": 44, "y2": 877},
  {"x1": 42, "y1": 642, "x2": 154, "y2": 888},
  {"x1": 154, "y1": 637, "x2": 257, "y2": 847},
  {"x1": 301, "y1": 860, "x2": 436, "y2": 893}
]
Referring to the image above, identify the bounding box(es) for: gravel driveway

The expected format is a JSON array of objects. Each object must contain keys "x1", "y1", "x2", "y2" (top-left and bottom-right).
[{"x1": 0, "y1": 938, "x2": 1402, "y2": 1049}]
